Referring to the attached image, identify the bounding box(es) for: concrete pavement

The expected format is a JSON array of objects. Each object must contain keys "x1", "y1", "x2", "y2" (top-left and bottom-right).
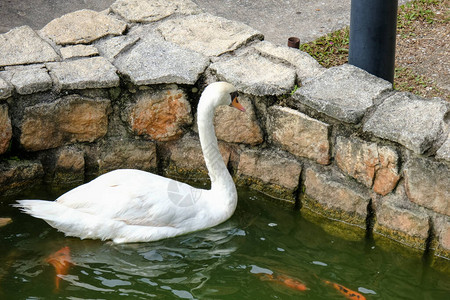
[{"x1": 1, "y1": 0, "x2": 353, "y2": 46}]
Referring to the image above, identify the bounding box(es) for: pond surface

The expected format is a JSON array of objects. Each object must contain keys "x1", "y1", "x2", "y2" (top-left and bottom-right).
[{"x1": 1, "y1": 185, "x2": 449, "y2": 299}]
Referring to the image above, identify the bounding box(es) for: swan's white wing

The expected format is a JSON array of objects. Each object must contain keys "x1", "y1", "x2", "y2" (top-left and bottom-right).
[{"x1": 56, "y1": 169, "x2": 201, "y2": 228}]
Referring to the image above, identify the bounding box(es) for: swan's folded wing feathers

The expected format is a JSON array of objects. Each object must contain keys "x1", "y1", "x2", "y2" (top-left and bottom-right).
[{"x1": 55, "y1": 169, "x2": 199, "y2": 228}]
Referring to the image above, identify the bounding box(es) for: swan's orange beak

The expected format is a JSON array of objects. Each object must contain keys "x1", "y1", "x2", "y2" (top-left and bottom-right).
[{"x1": 231, "y1": 96, "x2": 246, "y2": 112}]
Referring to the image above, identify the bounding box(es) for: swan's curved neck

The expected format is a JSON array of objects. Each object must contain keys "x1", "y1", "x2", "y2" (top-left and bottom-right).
[{"x1": 197, "y1": 97, "x2": 235, "y2": 194}]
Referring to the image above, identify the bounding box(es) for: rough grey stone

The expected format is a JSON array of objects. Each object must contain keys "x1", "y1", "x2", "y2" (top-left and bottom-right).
[
  {"x1": 364, "y1": 92, "x2": 449, "y2": 154},
  {"x1": 0, "y1": 77, "x2": 13, "y2": 99},
  {"x1": 0, "y1": 26, "x2": 60, "y2": 67},
  {"x1": 46, "y1": 57, "x2": 120, "y2": 90},
  {"x1": 253, "y1": 41, "x2": 325, "y2": 82},
  {"x1": 113, "y1": 34, "x2": 209, "y2": 85},
  {"x1": 267, "y1": 105, "x2": 330, "y2": 164},
  {"x1": 436, "y1": 132, "x2": 450, "y2": 162},
  {"x1": 95, "y1": 35, "x2": 140, "y2": 61},
  {"x1": 210, "y1": 54, "x2": 296, "y2": 96},
  {"x1": 111, "y1": 0, "x2": 201, "y2": 23},
  {"x1": 293, "y1": 64, "x2": 392, "y2": 123},
  {"x1": 404, "y1": 156, "x2": 450, "y2": 216},
  {"x1": 304, "y1": 166, "x2": 370, "y2": 227},
  {"x1": 60, "y1": 45, "x2": 99, "y2": 59},
  {"x1": 158, "y1": 13, "x2": 263, "y2": 57},
  {"x1": 2, "y1": 65, "x2": 52, "y2": 95},
  {"x1": 40, "y1": 9, "x2": 127, "y2": 45}
]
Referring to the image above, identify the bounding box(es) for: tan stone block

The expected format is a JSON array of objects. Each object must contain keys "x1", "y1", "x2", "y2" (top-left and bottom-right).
[
  {"x1": 214, "y1": 95, "x2": 263, "y2": 145},
  {"x1": 374, "y1": 185, "x2": 430, "y2": 249},
  {"x1": 161, "y1": 133, "x2": 230, "y2": 176},
  {"x1": 267, "y1": 106, "x2": 330, "y2": 165},
  {"x1": 0, "y1": 104, "x2": 12, "y2": 154},
  {"x1": 335, "y1": 137, "x2": 400, "y2": 195},
  {"x1": 128, "y1": 88, "x2": 193, "y2": 142},
  {"x1": 303, "y1": 166, "x2": 370, "y2": 226},
  {"x1": 20, "y1": 95, "x2": 111, "y2": 151},
  {"x1": 404, "y1": 156, "x2": 450, "y2": 216}
]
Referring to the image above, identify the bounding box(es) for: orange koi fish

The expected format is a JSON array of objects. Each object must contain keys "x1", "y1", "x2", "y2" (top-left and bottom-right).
[
  {"x1": 323, "y1": 280, "x2": 366, "y2": 300},
  {"x1": 46, "y1": 246, "x2": 73, "y2": 290},
  {"x1": 259, "y1": 273, "x2": 308, "y2": 291}
]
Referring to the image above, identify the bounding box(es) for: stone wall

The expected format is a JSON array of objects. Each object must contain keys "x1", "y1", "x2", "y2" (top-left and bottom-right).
[{"x1": 0, "y1": 0, "x2": 448, "y2": 259}]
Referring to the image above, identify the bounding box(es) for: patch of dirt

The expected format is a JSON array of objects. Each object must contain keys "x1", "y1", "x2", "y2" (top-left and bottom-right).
[{"x1": 396, "y1": 4, "x2": 449, "y2": 101}]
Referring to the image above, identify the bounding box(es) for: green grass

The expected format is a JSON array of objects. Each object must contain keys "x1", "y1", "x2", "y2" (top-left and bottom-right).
[{"x1": 299, "y1": 0, "x2": 448, "y2": 100}]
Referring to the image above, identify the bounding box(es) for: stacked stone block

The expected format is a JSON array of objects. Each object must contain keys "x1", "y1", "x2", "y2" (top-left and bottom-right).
[{"x1": 0, "y1": 0, "x2": 448, "y2": 259}]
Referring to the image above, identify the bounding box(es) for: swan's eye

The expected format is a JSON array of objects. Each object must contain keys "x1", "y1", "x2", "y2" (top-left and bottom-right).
[{"x1": 230, "y1": 91, "x2": 239, "y2": 102}]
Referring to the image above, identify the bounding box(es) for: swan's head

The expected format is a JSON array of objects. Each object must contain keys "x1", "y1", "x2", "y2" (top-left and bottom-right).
[{"x1": 200, "y1": 82, "x2": 246, "y2": 112}]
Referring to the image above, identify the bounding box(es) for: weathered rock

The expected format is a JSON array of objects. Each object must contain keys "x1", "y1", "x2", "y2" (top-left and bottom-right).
[
  {"x1": 213, "y1": 95, "x2": 263, "y2": 145},
  {"x1": 20, "y1": 95, "x2": 111, "y2": 151},
  {"x1": 436, "y1": 132, "x2": 450, "y2": 162},
  {"x1": 335, "y1": 136, "x2": 400, "y2": 195},
  {"x1": 53, "y1": 146, "x2": 85, "y2": 184},
  {"x1": 0, "y1": 104, "x2": 12, "y2": 154},
  {"x1": 95, "y1": 35, "x2": 140, "y2": 61},
  {"x1": 404, "y1": 156, "x2": 450, "y2": 216},
  {"x1": 432, "y1": 215, "x2": 450, "y2": 259},
  {"x1": 113, "y1": 34, "x2": 209, "y2": 85},
  {"x1": 46, "y1": 57, "x2": 120, "y2": 90},
  {"x1": 86, "y1": 139, "x2": 157, "y2": 174},
  {"x1": 303, "y1": 166, "x2": 370, "y2": 227},
  {"x1": 60, "y1": 45, "x2": 99, "y2": 59},
  {"x1": 267, "y1": 106, "x2": 330, "y2": 165},
  {"x1": 126, "y1": 88, "x2": 193, "y2": 141},
  {"x1": 161, "y1": 133, "x2": 230, "y2": 176},
  {"x1": 374, "y1": 184, "x2": 430, "y2": 249},
  {"x1": 211, "y1": 54, "x2": 296, "y2": 96},
  {"x1": 0, "y1": 218, "x2": 12, "y2": 228},
  {"x1": 40, "y1": 9, "x2": 127, "y2": 45},
  {"x1": 111, "y1": 0, "x2": 201, "y2": 23},
  {"x1": 253, "y1": 41, "x2": 325, "y2": 82},
  {"x1": 364, "y1": 92, "x2": 449, "y2": 154},
  {"x1": 236, "y1": 148, "x2": 301, "y2": 202},
  {"x1": 1, "y1": 65, "x2": 52, "y2": 94},
  {"x1": 158, "y1": 13, "x2": 263, "y2": 57},
  {"x1": 293, "y1": 64, "x2": 392, "y2": 124},
  {"x1": 0, "y1": 160, "x2": 44, "y2": 194},
  {"x1": 0, "y1": 26, "x2": 60, "y2": 67},
  {"x1": 0, "y1": 77, "x2": 13, "y2": 99}
]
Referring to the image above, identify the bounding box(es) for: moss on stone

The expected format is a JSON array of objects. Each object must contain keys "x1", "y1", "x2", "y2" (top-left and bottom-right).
[
  {"x1": 373, "y1": 222, "x2": 428, "y2": 250},
  {"x1": 301, "y1": 194, "x2": 367, "y2": 227},
  {"x1": 299, "y1": 206, "x2": 366, "y2": 242},
  {"x1": 235, "y1": 175, "x2": 296, "y2": 207}
]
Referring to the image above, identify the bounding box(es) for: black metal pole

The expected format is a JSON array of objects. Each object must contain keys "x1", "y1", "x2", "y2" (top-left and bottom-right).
[{"x1": 348, "y1": 0, "x2": 398, "y2": 83}]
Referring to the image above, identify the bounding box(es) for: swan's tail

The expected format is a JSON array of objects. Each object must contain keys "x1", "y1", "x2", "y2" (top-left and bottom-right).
[
  {"x1": 14, "y1": 200, "x2": 65, "y2": 222},
  {"x1": 13, "y1": 200, "x2": 118, "y2": 240}
]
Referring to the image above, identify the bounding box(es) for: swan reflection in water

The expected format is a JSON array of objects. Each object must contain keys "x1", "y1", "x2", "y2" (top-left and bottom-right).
[{"x1": 5, "y1": 218, "x2": 244, "y2": 298}]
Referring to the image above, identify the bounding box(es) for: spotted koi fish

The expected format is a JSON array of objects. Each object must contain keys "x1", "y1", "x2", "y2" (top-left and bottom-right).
[
  {"x1": 46, "y1": 246, "x2": 73, "y2": 290},
  {"x1": 259, "y1": 273, "x2": 308, "y2": 291},
  {"x1": 323, "y1": 280, "x2": 366, "y2": 300}
]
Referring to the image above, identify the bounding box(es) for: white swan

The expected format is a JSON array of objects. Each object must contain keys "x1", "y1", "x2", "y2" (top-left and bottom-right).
[{"x1": 15, "y1": 82, "x2": 246, "y2": 244}]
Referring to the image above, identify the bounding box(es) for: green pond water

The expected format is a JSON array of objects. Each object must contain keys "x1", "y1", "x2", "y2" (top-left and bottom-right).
[{"x1": 1, "y1": 185, "x2": 449, "y2": 299}]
